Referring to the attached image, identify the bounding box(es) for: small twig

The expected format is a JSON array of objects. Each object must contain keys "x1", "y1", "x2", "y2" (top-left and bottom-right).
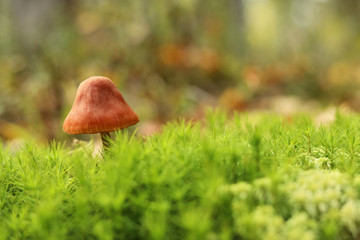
[{"x1": 101, "y1": 132, "x2": 111, "y2": 149}]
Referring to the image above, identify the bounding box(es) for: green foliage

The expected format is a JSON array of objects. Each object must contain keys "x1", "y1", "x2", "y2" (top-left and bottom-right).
[{"x1": 2, "y1": 111, "x2": 360, "y2": 239}]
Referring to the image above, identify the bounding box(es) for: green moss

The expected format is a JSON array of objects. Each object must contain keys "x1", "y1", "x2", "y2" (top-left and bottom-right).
[{"x1": 2, "y1": 111, "x2": 360, "y2": 239}]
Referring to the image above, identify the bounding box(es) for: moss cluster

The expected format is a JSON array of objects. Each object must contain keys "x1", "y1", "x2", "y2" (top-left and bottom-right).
[{"x1": 1, "y1": 111, "x2": 360, "y2": 239}]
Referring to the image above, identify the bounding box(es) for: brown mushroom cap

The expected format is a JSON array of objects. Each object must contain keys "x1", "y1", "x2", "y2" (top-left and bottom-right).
[{"x1": 63, "y1": 76, "x2": 139, "y2": 135}]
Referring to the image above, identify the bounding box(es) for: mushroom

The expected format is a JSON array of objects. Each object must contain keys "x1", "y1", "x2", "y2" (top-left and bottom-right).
[{"x1": 63, "y1": 76, "x2": 139, "y2": 149}]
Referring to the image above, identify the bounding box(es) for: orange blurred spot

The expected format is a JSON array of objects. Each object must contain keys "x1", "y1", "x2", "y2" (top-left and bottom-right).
[
  {"x1": 158, "y1": 43, "x2": 220, "y2": 72},
  {"x1": 325, "y1": 62, "x2": 360, "y2": 87},
  {"x1": 198, "y1": 48, "x2": 220, "y2": 72},
  {"x1": 243, "y1": 66, "x2": 262, "y2": 90},
  {"x1": 158, "y1": 43, "x2": 187, "y2": 68},
  {"x1": 263, "y1": 63, "x2": 290, "y2": 85},
  {"x1": 218, "y1": 88, "x2": 247, "y2": 112}
]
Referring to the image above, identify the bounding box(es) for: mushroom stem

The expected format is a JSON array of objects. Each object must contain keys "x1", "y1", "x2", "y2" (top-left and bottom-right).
[{"x1": 101, "y1": 132, "x2": 111, "y2": 149}]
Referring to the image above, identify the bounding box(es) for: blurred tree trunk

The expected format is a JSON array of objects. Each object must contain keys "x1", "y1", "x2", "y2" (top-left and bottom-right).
[
  {"x1": 9, "y1": 0, "x2": 77, "y2": 141},
  {"x1": 10, "y1": 0, "x2": 77, "y2": 52},
  {"x1": 227, "y1": 0, "x2": 245, "y2": 56}
]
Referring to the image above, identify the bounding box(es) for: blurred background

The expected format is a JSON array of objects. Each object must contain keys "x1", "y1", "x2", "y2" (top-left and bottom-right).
[{"x1": 0, "y1": 0, "x2": 360, "y2": 142}]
